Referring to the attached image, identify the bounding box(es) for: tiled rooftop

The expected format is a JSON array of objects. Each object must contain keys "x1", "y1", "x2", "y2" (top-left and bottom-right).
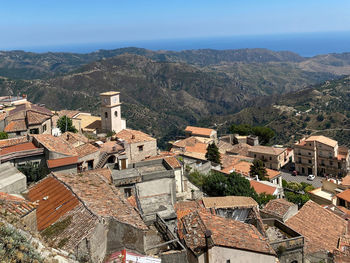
[
  {"x1": 0, "y1": 142, "x2": 38, "y2": 155},
  {"x1": 4, "y1": 119, "x2": 27, "y2": 132},
  {"x1": 286, "y1": 200, "x2": 347, "y2": 254},
  {"x1": 305, "y1": 135, "x2": 338, "y2": 148},
  {"x1": 57, "y1": 110, "x2": 80, "y2": 119},
  {"x1": 249, "y1": 145, "x2": 285, "y2": 156},
  {"x1": 75, "y1": 143, "x2": 99, "y2": 157},
  {"x1": 54, "y1": 169, "x2": 148, "y2": 230},
  {"x1": 180, "y1": 211, "x2": 275, "y2": 256},
  {"x1": 32, "y1": 134, "x2": 77, "y2": 156},
  {"x1": 0, "y1": 136, "x2": 28, "y2": 148},
  {"x1": 0, "y1": 192, "x2": 36, "y2": 218},
  {"x1": 116, "y1": 129, "x2": 156, "y2": 144},
  {"x1": 250, "y1": 180, "x2": 277, "y2": 195},
  {"x1": 28, "y1": 176, "x2": 80, "y2": 231},
  {"x1": 184, "y1": 126, "x2": 214, "y2": 137},
  {"x1": 337, "y1": 189, "x2": 350, "y2": 203},
  {"x1": 47, "y1": 156, "x2": 78, "y2": 169},
  {"x1": 26, "y1": 111, "x2": 50, "y2": 125},
  {"x1": 226, "y1": 143, "x2": 252, "y2": 156},
  {"x1": 61, "y1": 132, "x2": 89, "y2": 146},
  {"x1": 261, "y1": 199, "x2": 295, "y2": 219},
  {"x1": 202, "y1": 196, "x2": 257, "y2": 209}
]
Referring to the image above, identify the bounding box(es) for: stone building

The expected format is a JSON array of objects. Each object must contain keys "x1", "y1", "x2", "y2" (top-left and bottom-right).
[
  {"x1": 100, "y1": 91, "x2": 126, "y2": 134},
  {"x1": 184, "y1": 126, "x2": 217, "y2": 144},
  {"x1": 294, "y1": 135, "x2": 350, "y2": 177},
  {"x1": 260, "y1": 198, "x2": 298, "y2": 222},
  {"x1": 248, "y1": 145, "x2": 292, "y2": 170}
]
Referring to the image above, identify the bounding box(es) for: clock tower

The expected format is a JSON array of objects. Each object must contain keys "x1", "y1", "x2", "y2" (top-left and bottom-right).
[{"x1": 100, "y1": 91, "x2": 124, "y2": 133}]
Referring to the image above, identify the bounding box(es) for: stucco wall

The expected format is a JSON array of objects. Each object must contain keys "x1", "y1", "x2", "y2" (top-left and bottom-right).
[{"x1": 78, "y1": 150, "x2": 100, "y2": 170}]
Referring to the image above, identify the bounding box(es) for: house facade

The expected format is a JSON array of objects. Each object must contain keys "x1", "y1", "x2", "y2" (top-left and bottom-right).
[{"x1": 248, "y1": 145, "x2": 292, "y2": 170}]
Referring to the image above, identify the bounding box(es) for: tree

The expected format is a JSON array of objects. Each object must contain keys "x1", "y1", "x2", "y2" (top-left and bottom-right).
[
  {"x1": 0, "y1": 132, "x2": 8, "y2": 140},
  {"x1": 205, "y1": 142, "x2": 221, "y2": 164},
  {"x1": 57, "y1": 115, "x2": 77, "y2": 133},
  {"x1": 230, "y1": 124, "x2": 252, "y2": 135},
  {"x1": 250, "y1": 159, "x2": 268, "y2": 181},
  {"x1": 18, "y1": 162, "x2": 50, "y2": 183},
  {"x1": 256, "y1": 192, "x2": 276, "y2": 206},
  {"x1": 252, "y1": 126, "x2": 275, "y2": 145}
]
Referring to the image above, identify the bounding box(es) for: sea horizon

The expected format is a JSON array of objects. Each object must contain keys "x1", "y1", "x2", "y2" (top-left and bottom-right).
[{"x1": 2, "y1": 31, "x2": 350, "y2": 57}]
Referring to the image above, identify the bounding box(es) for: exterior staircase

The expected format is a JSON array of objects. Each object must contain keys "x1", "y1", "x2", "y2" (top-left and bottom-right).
[{"x1": 95, "y1": 152, "x2": 109, "y2": 169}]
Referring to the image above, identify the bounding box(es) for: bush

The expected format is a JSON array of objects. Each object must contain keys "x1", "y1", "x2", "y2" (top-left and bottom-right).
[
  {"x1": 188, "y1": 171, "x2": 206, "y2": 188},
  {"x1": 0, "y1": 132, "x2": 8, "y2": 140}
]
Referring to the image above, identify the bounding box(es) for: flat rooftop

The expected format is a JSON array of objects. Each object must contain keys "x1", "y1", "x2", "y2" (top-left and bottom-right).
[{"x1": 310, "y1": 188, "x2": 333, "y2": 201}]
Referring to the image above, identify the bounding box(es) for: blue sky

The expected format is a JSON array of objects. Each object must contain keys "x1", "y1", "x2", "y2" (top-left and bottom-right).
[{"x1": 1, "y1": 0, "x2": 350, "y2": 50}]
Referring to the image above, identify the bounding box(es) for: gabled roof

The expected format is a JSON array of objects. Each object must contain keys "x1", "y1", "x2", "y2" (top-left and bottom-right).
[
  {"x1": 180, "y1": 211, "x2": 275, "y2": 256},
  {"x1": 305, "y1": 135, "x2": 338, "y2": 148},
  {"x1": 53, "y1": 169, "x2": 148, "y2": 230},
  {"x1": 75, "y1": 143, "x2": 99, "y2": 158},
  {"x1": 26, "y1": 111, "x2": 50, "y2": 125},
  {"x1": 0, "y1": 136, "x2": 28, "y2": 148},
  {"x1": 4, "y1": 119, "x2": 27, "y2": 132},
  {"x1": 0, "y1": 142, "x2": 38, "y2": 155},
  {"x1": 249, "y1": 145, "x2": 285, "y2": 156},
  {"x1": 28, "y1": 176, "x2": 80, "y2": 231},
  {"x1": 286, "y1": 200, "x2": 347, "y2": 254},
  {"x1": 250, "y1": 180, "x2": 277, "y2": 195},
  {"x1": 116, "y1": 129, "x2": 156, "y2": 144},
  {"x1": 184, "y1": 126, "x2": 215, "y2": 137},
  {"x1": 61, "y1": 132, "x2": 89, "y2": 146},
  {"x1": 57, "y1": 110, "x2": 81, "y2": 119},
  {"x1": 202, "y1": 196, "x2": 257, "y2": 209},
  {"x1": 337, "y1": 189, "x2": 350, "y2": 203},
  {"x1": 47, "y1": 156, "x2": 78, "y2": 169},
  {"x1": 32, "y1": 134, "x2": 77, "y2": 156},
  {"x1": 261, "y1": 199, "x2": 296, "y2": 219}
]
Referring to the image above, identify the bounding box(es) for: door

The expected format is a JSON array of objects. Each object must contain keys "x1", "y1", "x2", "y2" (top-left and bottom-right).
[{"x1": 121, "y1": 159, "x2": 127, "y2": 170}]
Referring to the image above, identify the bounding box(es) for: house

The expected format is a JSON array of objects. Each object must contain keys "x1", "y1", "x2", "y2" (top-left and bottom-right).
[
  {"x1": 260, "y1": 198, "x2": 298, "y2": 222},
  {"x1": 286, "y1": 200, "x2": 348, "y2": 262},
  {"x1": 0, "y1": 192, "x2": 37, "y2": 231},
  {"x1": 184, "y1": 126, "x2": 217, "y2": 144},
  {"x1": 0, "y1": 95, "x2": 28, "y2": 106},
  {"x1": 0, "y1": 162, "x2": 27, "y2": 193},
  {"x1": 294, "y1": 135, "x2": 350, "y2": 177},
  {"x1": 178, "y1": 210, "x2": 276, "y2": 263},
  {"x1": 27, "y1": 170, "x2": 149, "y2": 262},
  {"x1": 2, "y1": 103, "x2": 53, "y2": 138},
  {"x1": 248, "y1": 145, "x2": 292, "y2": 170},
  {"x1": 336, "y1": 189, "x2": 350, "y2": 209},
  {"x1": 250, "y1": 180, "x2": 281, "y2": 198},
  {"x1": 115, "y1": 129, "x2": 157, "y2": 164}
]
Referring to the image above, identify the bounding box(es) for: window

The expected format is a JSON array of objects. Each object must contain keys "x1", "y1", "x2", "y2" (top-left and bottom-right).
[
  {"x1": 338, "y1": 162, "x2": 342, "y2": 169},
  {"x1": 254, "y1": 154, "x2": 256, "y2": 158},
  {"x1": 77, "y1": 162, "x2": 83, "y2": 172},
  {"x1": 43, "y1": 124, "x2": 47, "y2": 132},
  {"x1": 308, "y1": 152, "x2": 311, "y2": 155},
  {"x1": 114, "y1": 111, "x2": 118, "y2": 117},
  {"x1": 330, "y1": 161, "x2": 333, "y2": 166},
  {"x1": 226, "y1": 260, "x2": 231, "y2": 263},
  {"x1": 87, "y1": 160, "x2": 94, "y2": 170},
  {"x1": 308, "y1": 159, "x2": 312, "y2": 164},
  {"x1": 16, "y1": 131, "x2": 21, "y2": 136},
  {"x1": 138, "y1": 145, "x2": 144, "y2": 151},
  {"x1": 124, "y1": 188, "x2": 132, "y2": 198},
  {"x1": 104, "y1": 112, "x2": 108, "y2": 118},
  {"x1": 30, "y1": 128, "x2": 39, "y2": 134},
  {"x1": 269, "y1": 157, "x2": 272, "y2": 160}
]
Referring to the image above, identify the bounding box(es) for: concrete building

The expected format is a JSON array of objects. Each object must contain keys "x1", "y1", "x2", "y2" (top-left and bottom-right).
[
  {"x1": 100, "y1": 91, "x2": 126, "y2": 134},
  {"x1": 294, "y1": 135, "x2": 350, "y2": 177},
  {"x1": 115, "y1": 129, "x2": 157, "y2": 164},
  {"x1": 0, "y1": 162, "x2": 27, "y2": 193}
]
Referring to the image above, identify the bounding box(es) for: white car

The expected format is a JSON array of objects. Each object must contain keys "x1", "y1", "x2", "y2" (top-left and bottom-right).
[{"x1": 307, "y1": 174, "x2": 315, "y2": 181}]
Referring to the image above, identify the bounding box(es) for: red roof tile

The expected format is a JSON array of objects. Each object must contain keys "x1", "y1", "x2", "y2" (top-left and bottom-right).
[
  {"x1": 286, "y1": 200, "x2": 347, "y2": 254},
  {"x1": 0, "y1": 142, "x2": 38, "y2": 155},
  {"x1": 116, "y1": 129, "x2": 155, "y2": 144},
  {"x1": 337, "y1": 189, "x2": 350, "y2": 203},
  {"x1": 47, "y1": 156, "x2": 78, "y2": 169},
  {"x1": 28, "y1": 176, "x2": 79, "y2": 231},
  {"x1": 32, "y1": 134, "x2": 77, "y2": 156},
  {"x1": 0, "y1": 136, "x2": 28, "y2": 148},
  {"x1": 184, "y1": 126, "x2": 214, "y2": 137},
  {"x1": 250, "y1": 180, "x2": 277, "y2": 195},
  {"x1": 4, "y1": 119, "x2": 27, "y2": 132},
  {"x1": 75, "y1": 143, "x2": 99, "y2": 158},
  {"x1": 0, "y1": 192, "x2": 36, "y2": 218},
  {"x1": 261, "y1": 199, "x2": 295, "y2": 218}
]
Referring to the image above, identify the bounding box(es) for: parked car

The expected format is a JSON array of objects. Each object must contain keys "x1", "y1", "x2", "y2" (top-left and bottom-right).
[
  {"x1": 292, "y1": 170, "x2": 297, "y2": 176},
  {"x1": 307, "y1": 174, "x2": 315, "y2": 181}
]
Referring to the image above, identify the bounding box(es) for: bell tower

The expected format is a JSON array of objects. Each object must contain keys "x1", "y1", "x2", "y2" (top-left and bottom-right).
[{"x1": 100, "y1": 91, "x2": 123, "y2": 133}]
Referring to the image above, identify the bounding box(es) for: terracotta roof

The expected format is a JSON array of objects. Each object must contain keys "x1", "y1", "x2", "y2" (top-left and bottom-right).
[
  {"x1": 0, "y1": 142, "x2": 38, "y2": 155},
  {"x1": 286, "y1": 200, "x2": 347, "y2": 254},
  {"x1": 57, "y1": 110, "x2": 80, "y2": 119},
  {"x1": 53, "y1": 169, "x2": 148, "y2": 230},
  {"x1": 261, "y1": 199, "x2": 295, "y2": 218},
  {"x1": 61, "y1": 132, "x2": 89, "y2": 146},
  {"x1": 171, "y1": 137, "x2": 208, "y2": 160},
  {"x1": 9, "y1": 103, "x2": 53, "y2": 117},
  {"x1": 305, "y1": 135, "x2": 338, "y2": 147},
  {"x1": 184, "y1": 126, "x2": 215, "y2": 137},
  {"x1": 47, "y1": 156, "x2": 78, "y2": 169},
  {"x1": 116, "y1": 129, "x2": 156, "y2": 144},
  {"x1": 26, "y1": 111, "x2": 50, "y2": 125},
  {"x1": 226, "y1": 143, "x2": 252, "y2": 156},
  {"x1": 180, "y1": 211, "x2": 275, "y2": 256},
  {"x1": 172, "y1": 136, "x2": 201, "y2": 149},
  {"x1": 202, "y1": 196, "x2": 257, "y2": 209},
  {"x1": 0, "y1": 136, "x2": 28, "y2": 148},
  {"x1": 0, "y1": 113, "x2": 6, "y2": 121},
  {"x1": 337, "y1": 189, "x2": 350, "y2": 203},
  {"x1": 75, "y1": 143, "x2": 99, "y2": 158},
  {"x1": 4, "y1": 119, "x2": 27, "y2": 132},
  {"x1": 44, "y1": 204, "x2": 98, "y2": 252},
  {"x1": 28, "y1": 176, "x2": 80, "y2": 231},
  {"x1": 249, "y1": 145, "x2": 285, "y2": 156},
  {"x1": 0, "y1": 192, "x2": 36, "y2": 218},
  {"x1": 163, "y1": 156, "x2": 181, "y2": 169},
  {"x1": 32, "y1": 134, "x2": 77, "y2": 156},
  {"x1": 221, "y1": 154, "x2": 253, "y2": 169},
  {"x1": 341, "y1": 175, "x2": 350, "y2": 187},
  {"x1": 250, "y1": 180, "x2": 277, "y2": 195}
]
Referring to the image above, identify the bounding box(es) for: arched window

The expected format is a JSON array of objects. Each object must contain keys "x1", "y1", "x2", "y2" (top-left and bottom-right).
[
  {"x1": 114, "y1": 111, "x2": 118, "y2": 117},
  {"x1": 105, "y1": 112, "x2": 108, "y2": 118}
]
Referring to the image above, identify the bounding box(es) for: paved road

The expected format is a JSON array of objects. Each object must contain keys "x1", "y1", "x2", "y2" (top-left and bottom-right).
[{"x1": 280, "y1": 170, "x2": 323, "y2": 188}]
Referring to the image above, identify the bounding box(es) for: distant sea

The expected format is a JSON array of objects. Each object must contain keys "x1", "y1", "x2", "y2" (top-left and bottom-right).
[{"x1": 8, "y1": 31, "x2": 350, "y2": 57}]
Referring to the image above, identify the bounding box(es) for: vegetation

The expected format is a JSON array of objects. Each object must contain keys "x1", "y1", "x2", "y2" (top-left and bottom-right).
[
  {"x1": 282, "y1": 180, "x2": 315, "y2": 207},
  {"x1": 57, "y1": 115, "x2": 77, "y2": 133},
  {"x1": 18, "y1": 162, "x2": 50, "y2": 183},
  {"x1": 250, "y1": 159, "x2": 268, "y2": 181},
  {"x1": 0, "y1": 132, "x2": 8, "y2": 140},
  {"x1": 41, "y1": 216, "x2": 72, "y2": 246},
  {"x1": 188, "y1": 170, "x2": 206, "y2": 188},
  {"x1": 0, "y1": 222, "x2": 43, "y2": 262},
  {"x1": 230, "y1": 124, "x2": 275, "y2": 145},
  {"x1": 205, "y1": 142, "x2": 221, "y2": 164}
]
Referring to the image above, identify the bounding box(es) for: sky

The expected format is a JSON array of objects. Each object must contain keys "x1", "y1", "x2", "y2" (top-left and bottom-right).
[{"x1": 1, "y1": 0, "x2": 350, "y2": 51}]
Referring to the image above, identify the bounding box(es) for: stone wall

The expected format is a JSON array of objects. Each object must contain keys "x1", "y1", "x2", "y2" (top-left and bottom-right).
[{"x1": 129, "y1": 140, "x2": 157, "y2": 163}]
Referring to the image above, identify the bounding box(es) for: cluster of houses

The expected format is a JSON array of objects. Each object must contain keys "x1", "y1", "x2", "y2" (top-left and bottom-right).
[{"x1": 0, "y1": 92, "x2": 349, "y2": 262}]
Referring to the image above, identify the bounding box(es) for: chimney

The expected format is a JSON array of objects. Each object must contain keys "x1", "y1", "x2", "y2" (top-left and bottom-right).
[
  {"x1": 131, "y1": 134, "x2": 135, "y2": 139},
  {"x1": 66, "y1": 134, "x2": 70, "y2": 141}
]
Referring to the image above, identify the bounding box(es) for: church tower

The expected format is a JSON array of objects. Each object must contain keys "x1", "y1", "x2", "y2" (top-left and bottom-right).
[{"x1": 100, "y1": 91, "x2": 125, "y2": 133}]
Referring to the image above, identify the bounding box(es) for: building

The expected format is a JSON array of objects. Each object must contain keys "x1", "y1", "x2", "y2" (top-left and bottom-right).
[
  {"x1": 250, "y1": 180, "x2": 281, "y2": 198},
  {"x1": 0, "y1": 162, "x2": 27, "y2": 193},
  {"x1": 294, "y1": 135, "x2": 350, "y2": 177},
  {"x1": 184, "y1": 126, "x2": 217, "y2": 144},
  {"x1": 115, "y1": 129, "x2": 157, "y2": 164},
  {"x1": 0, "y1": 95, "x2": 27, "y2": 107},
  {"x1": 248, "y1": 145, "x2": 292, "y2": 170},
  {"x1": 286, "y1": 200, "x2": 348, "y2": 262},
  {"x1": 100, "y1": 91, "x2": 126, "y2": 134},
  {"x1": 260, "y1": 198, "x2": 298, "y2": 222},
  {"x1": 178, "y1": 210, "x2": 276, "y2": 263},
  {"x1": 336, "y1": 189, "x2": 350, "y2": 209},
  {"x1": 2, "y1": 103, "x2": 53, "y2": 137}
]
